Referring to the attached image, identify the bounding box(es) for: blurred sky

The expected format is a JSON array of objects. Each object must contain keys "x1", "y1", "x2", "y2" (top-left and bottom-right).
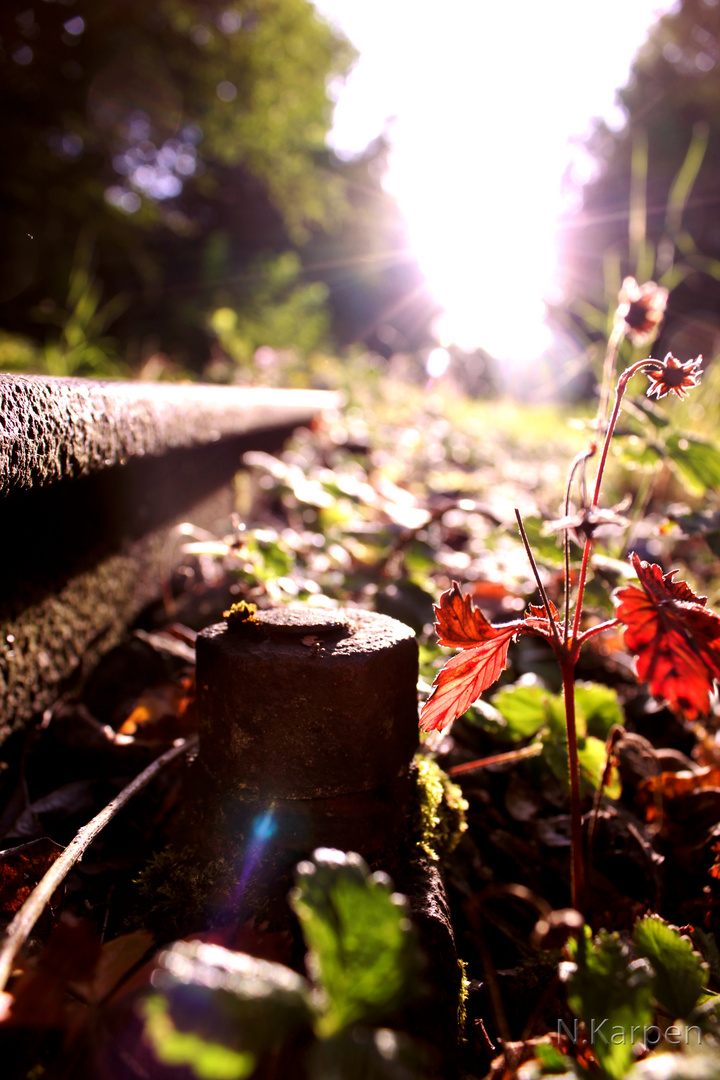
[{"x1": 312, "y1": 0, "x2": 677, "y2": 366}]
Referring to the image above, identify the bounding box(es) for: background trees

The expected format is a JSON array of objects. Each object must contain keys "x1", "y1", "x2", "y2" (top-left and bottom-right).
[
  {"x1": 557, "y1": 0, "x2": 720, "y2": 366},
  {"x1": 0, "y1": 0, "x2": 434, "y2": 375}
]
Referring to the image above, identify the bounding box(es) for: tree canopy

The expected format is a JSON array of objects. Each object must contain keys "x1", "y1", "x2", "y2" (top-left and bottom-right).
[{"x1": 0, "y1": 0, "x2": 435, "y2": 374}]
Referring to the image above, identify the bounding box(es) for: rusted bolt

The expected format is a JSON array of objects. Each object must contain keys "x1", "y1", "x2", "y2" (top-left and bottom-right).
[{"x1": 196, "y1": 605, "x2": 419, "y2": 800}]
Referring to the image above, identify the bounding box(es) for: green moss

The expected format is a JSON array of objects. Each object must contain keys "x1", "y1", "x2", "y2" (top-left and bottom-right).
[
  {"x1": 457, "y1": 958, "x2": 470, "y2": 1039},
  {"x1": 134, "y1": 844, "x2": 243, "y2": 940},
  {"x1": 414, "y1": 753, "x2": 468, "y2": 862}
]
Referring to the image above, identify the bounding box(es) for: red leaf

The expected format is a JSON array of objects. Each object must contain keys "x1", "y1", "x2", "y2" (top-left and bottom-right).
[
  {"x1": 613, "y1": 552, "x2": 720, "y2": 719},
  {"x1": 420, "y1": 583, "x2": 530, "y2": 733},
  {"x1": 434, "y1": 580, "x2": 505, "y2": 647},
  {"x1": 420, "y1": 628, "x2": 519, "y2": 732}
]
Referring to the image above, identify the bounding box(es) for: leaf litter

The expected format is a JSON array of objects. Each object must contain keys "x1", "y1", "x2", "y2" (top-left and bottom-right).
[{"x1": 1, "y1": 381, "x2": 720, "y2": 1076}]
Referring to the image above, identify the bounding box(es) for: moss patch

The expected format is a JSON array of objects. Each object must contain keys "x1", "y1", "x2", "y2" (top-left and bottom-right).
[{"x1": 414, "y1": 753, "x2": 468, "y2": 862}]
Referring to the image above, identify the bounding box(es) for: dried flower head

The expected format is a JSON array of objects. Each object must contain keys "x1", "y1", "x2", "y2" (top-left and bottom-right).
[
  {"x1": 645, "y1": 353, "x2": 703, "y2": 399},
  {"x1": 615, "y1": 277, "x2": 668, "y2": 345}
]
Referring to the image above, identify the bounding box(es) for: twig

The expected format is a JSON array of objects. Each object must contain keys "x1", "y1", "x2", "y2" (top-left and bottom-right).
[{"x1": 0, "y1": 735, "x2": 198, "y2": 994}]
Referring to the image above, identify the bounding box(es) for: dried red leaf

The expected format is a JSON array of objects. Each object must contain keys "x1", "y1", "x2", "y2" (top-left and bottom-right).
[
  {"x1": 118, "y1": 672, "x2": 196, "y2": 739},
  {"x1": 420, "y1": 583, "x2": 553, "y2": 733},
  {"x1": 0, "y1": 837, "x2": 64, "y2": 918},
  {"x1": 613, "y1": 553, "x2": 720, "y2": 720}
]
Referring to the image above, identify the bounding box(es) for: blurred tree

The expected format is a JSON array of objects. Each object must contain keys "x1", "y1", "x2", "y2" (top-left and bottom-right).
[
  {"x1": 304, "y1": 136, "x2": 441, "y2": 357},
  {"x1": 0, "y1": 0, "x2": 354, "y2": 368},
  {"x1": 556, "y1": 0, "x2": 720, "y2": 364}
]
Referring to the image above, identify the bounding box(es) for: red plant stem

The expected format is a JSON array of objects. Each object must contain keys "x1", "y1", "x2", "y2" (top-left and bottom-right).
[
  {"x1": 571, "y1": 360, "x2": 653, "y2": 647},
  {"x1": 562, "y1": 447, "x2": 596, "y2": 641},
  {"x1": 576, "y1": 618, "x2": 620, "y2": 646},
  {"x1": 560, "y1": 653, "x2": 585, "y2": 912}
]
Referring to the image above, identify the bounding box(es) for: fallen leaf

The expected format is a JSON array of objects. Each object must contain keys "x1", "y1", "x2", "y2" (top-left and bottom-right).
[
  {"x1": 0, "y1": 837, "x2": 64, "y2": 918},
  {"x1": 613, "y1": 552, "x2": 720, "y2": 719}
]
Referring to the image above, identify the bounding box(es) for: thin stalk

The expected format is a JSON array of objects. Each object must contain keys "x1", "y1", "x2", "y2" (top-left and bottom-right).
[
  {"x1": 596, "y1": 321, "x2": 624, "y2": 432},
  {"x1": 560, "y1": 658, "x2": 584, "y2": 912},
  {"x1": 562, "y1": 447, "x2": 596, "y2": 641},
  {"x1": 514, "y1": 508, "x2": 561, "y2": 649},
  {"x1": 572, "y1": 360, "x2": 654, "y2": 646},
  {"x1": 0, "y1": 736, "x2": 198, "y2": 993}
]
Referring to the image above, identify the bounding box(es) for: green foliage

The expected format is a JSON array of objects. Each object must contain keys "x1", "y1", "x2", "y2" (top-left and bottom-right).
[
  {"x1": 144, "y1": 943, "x2": 315, "y2": 1077},
  {"x1": 565, "y1": 927, "x2": 654, "y2": 1080},
  {"x1": 558, "y1": 0, "x2": 720, "y2": 370},
  {"x1": 468, "y1": 682, "x2": 623, "y2": 798},
  {"x1": 290, "y1": 849, "x2": 423, "y2": 1038},
  {"x1": 414, "y1": 755, "x2": 468, "y2": 862},
  {"x1": 633, "y1": 917, "x2": 708, "y2": 1021},
  {"x1": 143, "y1": 995, "x2": 260, "y2": 1080},
  {"x1": 0, "y1": 0, "x2": 354, "y2": 365},
  {"x1": 144, "y1": 850, "x2": 427, "y2": 1079},
  {"x1": 209, "y1": 252, "x2": 330, "y2": 376},
  {"x1": 563, "y1": 921, "x2": 713, "y2": 1080}
]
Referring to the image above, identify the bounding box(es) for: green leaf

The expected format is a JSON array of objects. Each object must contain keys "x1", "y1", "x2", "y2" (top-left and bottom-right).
[
  {"x1": 147, "y1": 941, "x2": 315, "y2": 1075},
  {"x1": 143, "y1": 996, "x2": 256, "y2": 1080},
  {"x1": 574, "y1": 683, "x2": 624, "y2": 740},
  {"x1": 289, "y1": 849, "x2": 423, "y2": 1038},
  {"x1": 490, "y1": 685, "x2": 551, "y2": 740},
  {"x1": 633, "y1": 916, "x2": 708, "y2": 1020},
  {"x1": 666, "y1": 433, "x2": 720, "y2": 496},
  {"x1": 579, "y1": 736, "x2": 620, "y2": 799},
  {"x1": 565, "y1": 927, "x2": 653, "y2": 1080}
]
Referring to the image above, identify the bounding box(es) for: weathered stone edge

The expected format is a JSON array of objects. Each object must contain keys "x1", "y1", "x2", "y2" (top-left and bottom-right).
[{"x1": 0, "y1": 374, "x2": 339, "y2": 495}]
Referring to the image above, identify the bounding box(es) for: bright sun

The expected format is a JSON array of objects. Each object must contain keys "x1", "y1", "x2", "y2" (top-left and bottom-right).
[{"x1": 314, "y1": 0, "x2": 675, "y2": 366}]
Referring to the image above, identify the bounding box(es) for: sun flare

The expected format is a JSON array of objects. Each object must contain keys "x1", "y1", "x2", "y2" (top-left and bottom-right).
[{"x1": 314, "y1": 0, "x2": 675, "y2": 367}]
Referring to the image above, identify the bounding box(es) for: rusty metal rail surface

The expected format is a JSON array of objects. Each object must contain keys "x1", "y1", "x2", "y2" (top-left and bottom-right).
[{"x1": 0, "y1": 375, "x2": 338, "y2": 742}]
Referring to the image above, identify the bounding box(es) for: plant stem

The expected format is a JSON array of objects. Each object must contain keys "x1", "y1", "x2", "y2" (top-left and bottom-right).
[
  {"x1": 514, "y1": 508, "x2": 561, "y2": 648},
  {"x1": 0, "y1": 736, "x2": 198, "y2": 994},
  {"x1": 596, "y1": 321, "x2": 624, "y2": 432},
  {"x1": 560, "y1": 657, "x2": 584, "y2": 912},
  {"x1": 571, "y1": 359, "x2": 654, "y2": 646},
  {"x1": 562, "y1": 447, "x2": 596, "y2": 641}
]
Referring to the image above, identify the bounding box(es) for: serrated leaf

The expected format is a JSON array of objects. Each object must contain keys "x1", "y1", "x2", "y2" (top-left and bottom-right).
[
  {"x1": 614, "y1": 552, "x2": 720, "y2": 719},
  {"x1": 633, "y1": 916, "x2": 708, "y2": 1020},
  {"x1": 565, "y1": 928, "x2": 653, "y2": 1080},
  {"x1": 290, "y1": 849, "x2": 423, "y2": 1038}
]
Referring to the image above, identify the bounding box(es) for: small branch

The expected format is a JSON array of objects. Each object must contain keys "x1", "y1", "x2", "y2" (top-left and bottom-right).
[
  {"x1": 514, "y1": 509, "x2": 562, "y2": 649},
  {"x1": 448, "y1": 742, "x2": 543, "y2": 776},
  {"x1": 0, "y1": 736, "x2": 198, "y2": 994}
]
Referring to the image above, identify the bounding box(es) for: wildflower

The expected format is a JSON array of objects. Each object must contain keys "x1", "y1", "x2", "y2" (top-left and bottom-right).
[
  {"x1": 645, "y1": 353, "x2": 703, "y2": 400},
  {"x1": 615, "y1": 277, "x2": 668, "y2": 345},
  {"x1": 544, "y1": 502, "x2": 630, "y2": 542}
]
